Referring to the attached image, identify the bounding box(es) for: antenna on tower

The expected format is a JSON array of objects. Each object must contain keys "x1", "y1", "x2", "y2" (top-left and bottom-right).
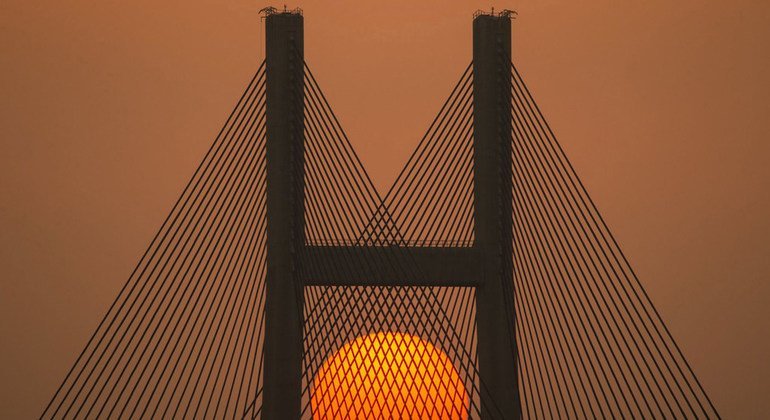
[
  {"x1": 472, "y1": 8, "x2": 517, "y2": 19},
  {"x1": 259, "y1": 6, "x2": 277, "y2": 18},
  {"x1": 500, "y1": 9, "x2": 518, "y2": 19}
]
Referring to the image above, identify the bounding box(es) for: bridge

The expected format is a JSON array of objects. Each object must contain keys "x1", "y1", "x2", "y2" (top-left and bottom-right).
[{"x1": 41, "y1": 9, "x2": 719, "y2": 419}]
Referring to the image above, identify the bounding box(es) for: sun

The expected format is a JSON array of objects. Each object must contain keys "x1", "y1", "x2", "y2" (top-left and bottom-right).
[{"x1": 311, "y1": 332, "x2": 469, "y2": 418}]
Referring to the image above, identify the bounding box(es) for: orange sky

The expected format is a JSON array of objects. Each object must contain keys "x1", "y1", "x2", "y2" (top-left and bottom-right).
[{"x1": 1, "y1": 1, "x2": 769, "y2": 417}]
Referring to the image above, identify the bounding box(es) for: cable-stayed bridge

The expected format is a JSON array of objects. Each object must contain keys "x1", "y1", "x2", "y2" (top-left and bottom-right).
[{"x1": 41, "y1": 9, "x2": 720, "y2": 419}]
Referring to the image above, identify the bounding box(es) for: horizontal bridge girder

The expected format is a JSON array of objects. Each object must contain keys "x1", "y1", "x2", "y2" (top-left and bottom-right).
[{"x1": 300, "y1": 245, "x2": 482, "y2": 287}]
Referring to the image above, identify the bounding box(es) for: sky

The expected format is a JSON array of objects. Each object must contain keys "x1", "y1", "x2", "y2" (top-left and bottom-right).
[{"x1": 1, "y1": 0, "x2": 769, "y2": 417}]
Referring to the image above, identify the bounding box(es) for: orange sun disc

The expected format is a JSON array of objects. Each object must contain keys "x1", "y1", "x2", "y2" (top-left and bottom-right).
[{"x1": 311, "y1": 332, "x2": 469, "y2": 419}]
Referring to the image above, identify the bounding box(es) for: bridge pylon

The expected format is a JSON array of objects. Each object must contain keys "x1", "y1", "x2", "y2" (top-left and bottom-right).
[
  {"x1": 262, "y1": 10, "x2": 305, "y2": 419},
  {"x1": 261, "y1": 10, "x2": 520, "y2": 419}
]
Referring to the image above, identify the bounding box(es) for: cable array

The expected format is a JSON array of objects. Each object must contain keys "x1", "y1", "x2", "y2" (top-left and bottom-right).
[
  {"x1": 41, "y1": 46, "x2": 721, "y2": 419},
  {"x1": 379, "y1": 64, "x2": 476, "y2": 248},
  {"x1": 41, "y1": 63, "x2": 269, "y2": 420},
  {"x1": 507, "y1": 59, "x2": 721, "y2": 419}
]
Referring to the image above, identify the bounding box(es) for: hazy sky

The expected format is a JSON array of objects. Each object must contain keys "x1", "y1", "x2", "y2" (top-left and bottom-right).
[{"x1": 1, "y1": 0, "x2": 769, "y2": 417}]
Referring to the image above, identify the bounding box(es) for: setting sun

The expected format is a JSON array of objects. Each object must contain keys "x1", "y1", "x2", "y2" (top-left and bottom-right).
[{"x1": 311, "y1": 332, "x2": 469, "y2": 418}]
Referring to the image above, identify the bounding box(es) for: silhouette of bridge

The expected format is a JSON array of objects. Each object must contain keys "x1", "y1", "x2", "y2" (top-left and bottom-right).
[{"x1": 41, "y1": 9, "x2": 720, "y2": 419}]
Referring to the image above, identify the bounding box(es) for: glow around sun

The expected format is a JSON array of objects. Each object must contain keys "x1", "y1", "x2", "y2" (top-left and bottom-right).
[{"x1": 311, "y1": 332, "x2": 469, "y2": 418}]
